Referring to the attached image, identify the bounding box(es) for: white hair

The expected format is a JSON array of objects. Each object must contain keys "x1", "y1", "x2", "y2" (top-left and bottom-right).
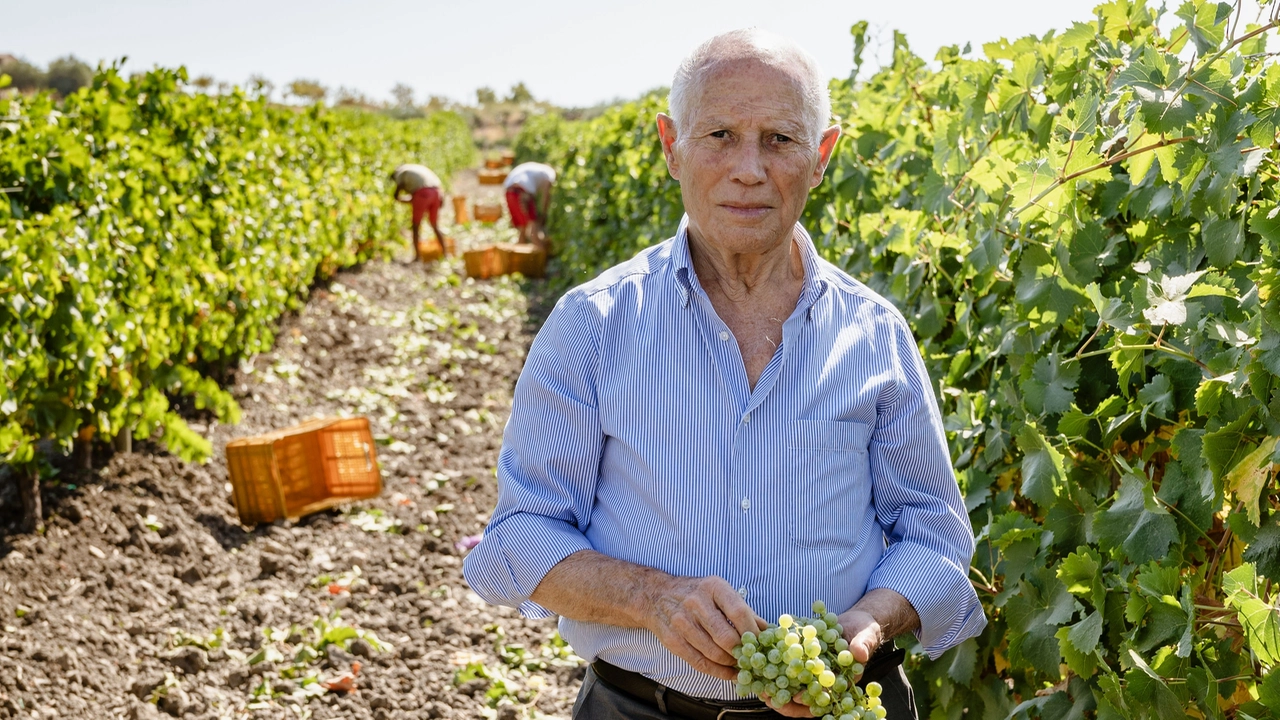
[{"x1": 667, "y1": 29, "x2": 831, "y2": 148}]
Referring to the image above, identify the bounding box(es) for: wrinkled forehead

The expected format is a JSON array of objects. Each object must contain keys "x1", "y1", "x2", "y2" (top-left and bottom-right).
[{"x1": 685, "y1": 58, "x2": 809, "y2": 124}]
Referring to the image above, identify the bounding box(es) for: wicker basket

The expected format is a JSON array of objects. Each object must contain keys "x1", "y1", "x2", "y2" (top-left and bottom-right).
[
  {"x1": 477, "y1": 168, "x2": 508, "y2": 185},
  {"x1": 498, "y1": 243, "x2": 546, "y2": 278},
  {"x1": 499, "y1": 150, "x2": 515, "y2": 167},
  {"x1": 225, "y1": 417, "x2": 382, "y2": 525},
  {"x1": 473, "y1": 201, "x2": 503, "y2": 223},
  {"x1": 483, "y1": 158, "x2": 505, "y2": 169},
  {"x1": 464, "y1": 245, "x2": 508, "y2": 279}
]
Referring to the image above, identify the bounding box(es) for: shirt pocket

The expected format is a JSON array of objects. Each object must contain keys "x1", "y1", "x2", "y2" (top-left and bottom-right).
[{"x1": 787, "y1": 420, "x2": 872, "y2": 550}]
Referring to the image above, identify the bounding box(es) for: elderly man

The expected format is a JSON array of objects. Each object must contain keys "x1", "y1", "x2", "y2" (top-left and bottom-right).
[{"x1": 463, "y1": 29, "x2": 985, "y2": 720}]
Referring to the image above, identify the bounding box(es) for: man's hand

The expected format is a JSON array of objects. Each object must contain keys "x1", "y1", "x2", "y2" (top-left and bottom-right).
[
  {"x1": 837, "y1": 588, "x2": 921, "y2": 674},
  {"x1": 644, "y1": 575, "x2": 766, "y2": 683},
  {"x1": 529, "y1": 551, "x2": 765, "y2": 682}
]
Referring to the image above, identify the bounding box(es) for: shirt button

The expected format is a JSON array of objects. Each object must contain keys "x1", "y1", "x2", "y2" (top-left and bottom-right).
[
  {"x1": 738, "y1": 586, "x2": 748, "y2": 598},
  {"x1": 719, "y1": 330, "x2": 730, "y2": 341},
  {"x1": 741, "y1": 496, "x2": 750, "y2": 511},
  {"x1": 742, "y1": 413, "x2": 750, "y2": 424}
]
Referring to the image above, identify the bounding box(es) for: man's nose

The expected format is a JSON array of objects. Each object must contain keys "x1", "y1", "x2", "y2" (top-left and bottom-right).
[{"x1": 726, "y1": 140, "x2": 766, "y2": 185}]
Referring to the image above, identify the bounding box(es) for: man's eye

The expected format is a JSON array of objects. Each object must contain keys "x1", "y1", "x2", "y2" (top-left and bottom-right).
[
  {"x1": 773, "y1": 134, "x2": 793, "y2": 143},
  {"x1": 710, "y1": 130, "x2": 729, "y2": 139}
]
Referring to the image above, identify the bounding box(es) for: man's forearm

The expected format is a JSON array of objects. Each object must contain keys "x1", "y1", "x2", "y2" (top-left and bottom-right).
[{"x1": 529, "y1": 549, "x2": 667, "y2": 630}]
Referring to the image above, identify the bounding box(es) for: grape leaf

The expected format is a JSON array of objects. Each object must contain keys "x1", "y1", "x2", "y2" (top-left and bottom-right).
[
  {"x1": 1203, "y1": 216, "x2": 1245, "y2": 268},
  {"x1": 1136, "y1": 374, "x2": 1175, "y2": 426},
  {"x1": 1007, "y1": 569, "x2": 1075, "y2": 677},
  {"x1": 1056, "y1": 623, "x2": 1099, "y2": 677},
  {"x1": 1057, "y1": 547, "x2": 1107, "y2": 610},
  {"x1": 1095, "y1": 474, "x2": 1178, "y2": 563},
  {"x1": 1261, "y1": 668, "x2": 1280, "y2": 711},
  {"x1": 946, "y1": 638, "x2": 978, "y2": 686},
  {"x1": 1250, "y1": 202, "x2": 1280, "y2": 249},
  {"x1": 1125, "y1": 650, "x2": 1185, "y2": 719},
  {"x1": 1242, "y1": 513, "x2": 1280, "y2": 582},
  {"x1": 1018, "y1": 425, "x2": 1066, "y2": 506},
  {"x1": 1222, "y1": 563, "x2": 1280, "y2": 666},
  {"x1": 1201, "y1": 409, "x2": 1255, "y2": 478},
  {"x1": 1025, "y1": 354, "x2": 1081, "y2": 415},
  {"x1": 1222, "y1": 438, "x2": 1276, "y2": 526}
]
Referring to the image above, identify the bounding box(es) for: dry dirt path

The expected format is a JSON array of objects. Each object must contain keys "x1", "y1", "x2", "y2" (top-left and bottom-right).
[{"x1": 0, "y1": 216, "x2": 584, "y2": 720}]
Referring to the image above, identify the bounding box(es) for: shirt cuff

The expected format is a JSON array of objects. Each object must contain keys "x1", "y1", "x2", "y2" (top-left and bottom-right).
[
  {"x1": 462, "y1": 511, "x2": 594, "y2": 619},
  {"x1": 865, "y1": 541, "x2": 987, "y2": 658}
]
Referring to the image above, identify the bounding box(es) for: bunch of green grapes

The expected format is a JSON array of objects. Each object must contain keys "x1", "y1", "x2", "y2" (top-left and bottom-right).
[{"x1": 733, "y1": 601, "x2": 887, "y2": 720}]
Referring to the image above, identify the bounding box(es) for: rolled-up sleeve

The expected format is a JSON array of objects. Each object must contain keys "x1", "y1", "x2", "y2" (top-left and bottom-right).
[
  {"x1": 864, "y1": 317, "x2": 987, "y2": 658},
  {"x1": 462, "y1": 291, "x2": 603, "y2": 618}
]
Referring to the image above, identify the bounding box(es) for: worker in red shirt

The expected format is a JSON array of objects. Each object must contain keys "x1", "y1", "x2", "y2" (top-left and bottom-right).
[
  {"x1": 503, "y1": 162, "x2": 557, "y2": 249},
  {"x1": 392, "y1": 164, "x2": 445, "y2": 261}
]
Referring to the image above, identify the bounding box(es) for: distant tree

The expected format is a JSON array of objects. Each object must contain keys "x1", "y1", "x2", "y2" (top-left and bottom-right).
[
  {"x1": 425, "y1": 94, "x2": 450, "y2": 112},
  {"x1": 191, "y1": 75, "x2": 215, "y2": 92},
  {"x1": 475, "y1": 86, "x2": 496, "y2": 105},
  {"x1": 507, "y1": 82, "x2": 533, "y2": 103},
  {"x1": 287, "y1": 78, "x2": 327, "y2": 104},
  {"x1": 246, "y1": 74, "x2": 274, "y2": 99},
  {"x1": 0, "y1": 55, "x2": 46, "y2": 92},
  {"x1": 45, "y1": 55, "x2": 93, "y2": 97},
  {"x1": 391, "y1": 83, "x2": 415, "y2": 108},
  {"x1": 334, "y1": 86, "x2": 373, "y2": 107}
]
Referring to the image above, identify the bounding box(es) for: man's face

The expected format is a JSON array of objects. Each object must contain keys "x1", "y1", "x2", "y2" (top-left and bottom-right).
[{"x1": 659, "y1": 58, "x2": 838, "y2": 256}]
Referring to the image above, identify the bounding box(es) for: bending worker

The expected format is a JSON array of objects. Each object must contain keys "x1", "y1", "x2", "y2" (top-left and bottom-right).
[
  {"x1": 464, "y1": 29, "x2": 984, "y2": 720},
  {"x1": 391, "y1": 163, "x2": 445, "y2": 260},
  {"x1": 503, "y1": 161, "x2": 556, "y2": 248}
]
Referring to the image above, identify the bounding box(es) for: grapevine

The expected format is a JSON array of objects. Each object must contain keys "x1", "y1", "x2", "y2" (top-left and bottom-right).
[{"x1": 734, "y1": 602, "x2": 886, "y2": 719}]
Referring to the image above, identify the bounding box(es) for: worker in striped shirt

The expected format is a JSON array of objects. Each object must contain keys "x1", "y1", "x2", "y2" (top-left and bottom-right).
[
  {"x1": 464, "y1": 29, "x2": 984, "y2": 720},
  {"x1": 391, "y1": 163, "x2": 445, "y2": 261}
]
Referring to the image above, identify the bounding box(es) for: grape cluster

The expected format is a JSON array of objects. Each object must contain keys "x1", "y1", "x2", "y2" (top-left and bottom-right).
[{"x1": 733, "y1": 601, "x2": 887, "y2": 719}]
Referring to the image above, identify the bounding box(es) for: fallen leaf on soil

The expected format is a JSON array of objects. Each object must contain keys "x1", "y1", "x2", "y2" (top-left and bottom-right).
[
  {"x1": 321, "y1": 662, "x2": 362, "y2": 693},
  {"x1": 455, "y1": 534, "x2": 483, "y2": 552}
]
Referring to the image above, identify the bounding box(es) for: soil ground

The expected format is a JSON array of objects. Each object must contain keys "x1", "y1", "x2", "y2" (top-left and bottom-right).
[{"x1": 0, "y1": 195, "x2": 583, "y2": 720}]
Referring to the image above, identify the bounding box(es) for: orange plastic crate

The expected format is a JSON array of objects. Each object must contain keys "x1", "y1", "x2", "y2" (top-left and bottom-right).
[{"x1": 225, "y1": 417, "x2": 382, "y2": 525}]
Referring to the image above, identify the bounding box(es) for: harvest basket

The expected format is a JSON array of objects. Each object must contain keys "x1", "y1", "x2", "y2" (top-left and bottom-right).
[
  {"x1": 464, "y1": 245, "x2": 508, "y2": 279},
  {"x1": 498, "y1": 243, "x2": 546, "y2": 278},
  {"x1": 451, "y1": 195, "x2": 470, "y2": 224},
  {"x1": 499, "y1": 150, "x2": 515, "y2": 166},
  {"x1": 477, "y1": 168, "x2": 508, "y2": 185},
  {"x1": 483, "y1": 158, "x2": 505, "y2": 169},
  {"x1": 473, "y1": 201, "x2": 503, "y2": 223},
  {"x1": 225, "y1": 416, "x2": 381, "y2": 525}
]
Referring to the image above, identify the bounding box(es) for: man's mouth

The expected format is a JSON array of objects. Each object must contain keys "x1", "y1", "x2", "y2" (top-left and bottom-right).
[{"x1": 719, "y1": 203, "x2": 773, "y2": 217}]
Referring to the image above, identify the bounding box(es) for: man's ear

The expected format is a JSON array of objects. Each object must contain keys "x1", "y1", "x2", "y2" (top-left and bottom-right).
[
  {"x1": 811, "y1": 124, "x2": 842, "y2": 188},
  {"x1": 656, "y1": 113, "x2": 680, "y2": 181}
]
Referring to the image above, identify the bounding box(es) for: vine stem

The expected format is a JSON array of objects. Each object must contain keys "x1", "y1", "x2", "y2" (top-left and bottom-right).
[
  {"x1": 1067, "y1": 342, "x2": 1202, "y2": 367},
  {"x1": 1007, "y1": 136, "x2": 1196, "y2": 219}
]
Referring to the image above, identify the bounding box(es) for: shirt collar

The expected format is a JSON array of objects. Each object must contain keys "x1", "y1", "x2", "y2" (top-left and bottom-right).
[{"x1": 671, "y1": 214, "x2": 828, "y2": 315}]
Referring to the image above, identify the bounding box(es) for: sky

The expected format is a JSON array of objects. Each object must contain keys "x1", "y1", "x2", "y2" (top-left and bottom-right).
[{"x1": 0, "y1": 0, "x2": 1215, "y2": 107}]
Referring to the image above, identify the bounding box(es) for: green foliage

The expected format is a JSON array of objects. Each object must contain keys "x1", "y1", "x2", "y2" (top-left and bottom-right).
[
  {"x1": 0, "y1": 64, "x2": 475, "y2": 471},
  {"x1": 808, "y1": 1, "x2": 1280, "y2": 716},
  {"x1": 521, "y1": 0, "x2": 1280, "y2": 715},
  {"x1": 509, "y1": 92, "x2": 683, "y2": 286}
]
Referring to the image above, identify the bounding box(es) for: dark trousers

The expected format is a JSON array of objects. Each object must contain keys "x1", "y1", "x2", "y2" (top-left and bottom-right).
[{"x1": 572, "y1": 665, "x2": 918, "y2": 720}]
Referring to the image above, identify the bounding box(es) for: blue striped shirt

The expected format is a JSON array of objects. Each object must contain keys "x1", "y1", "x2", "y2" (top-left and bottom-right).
[{"x1": 463, "y1": 217, "x2": 986, "y2": 699}]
